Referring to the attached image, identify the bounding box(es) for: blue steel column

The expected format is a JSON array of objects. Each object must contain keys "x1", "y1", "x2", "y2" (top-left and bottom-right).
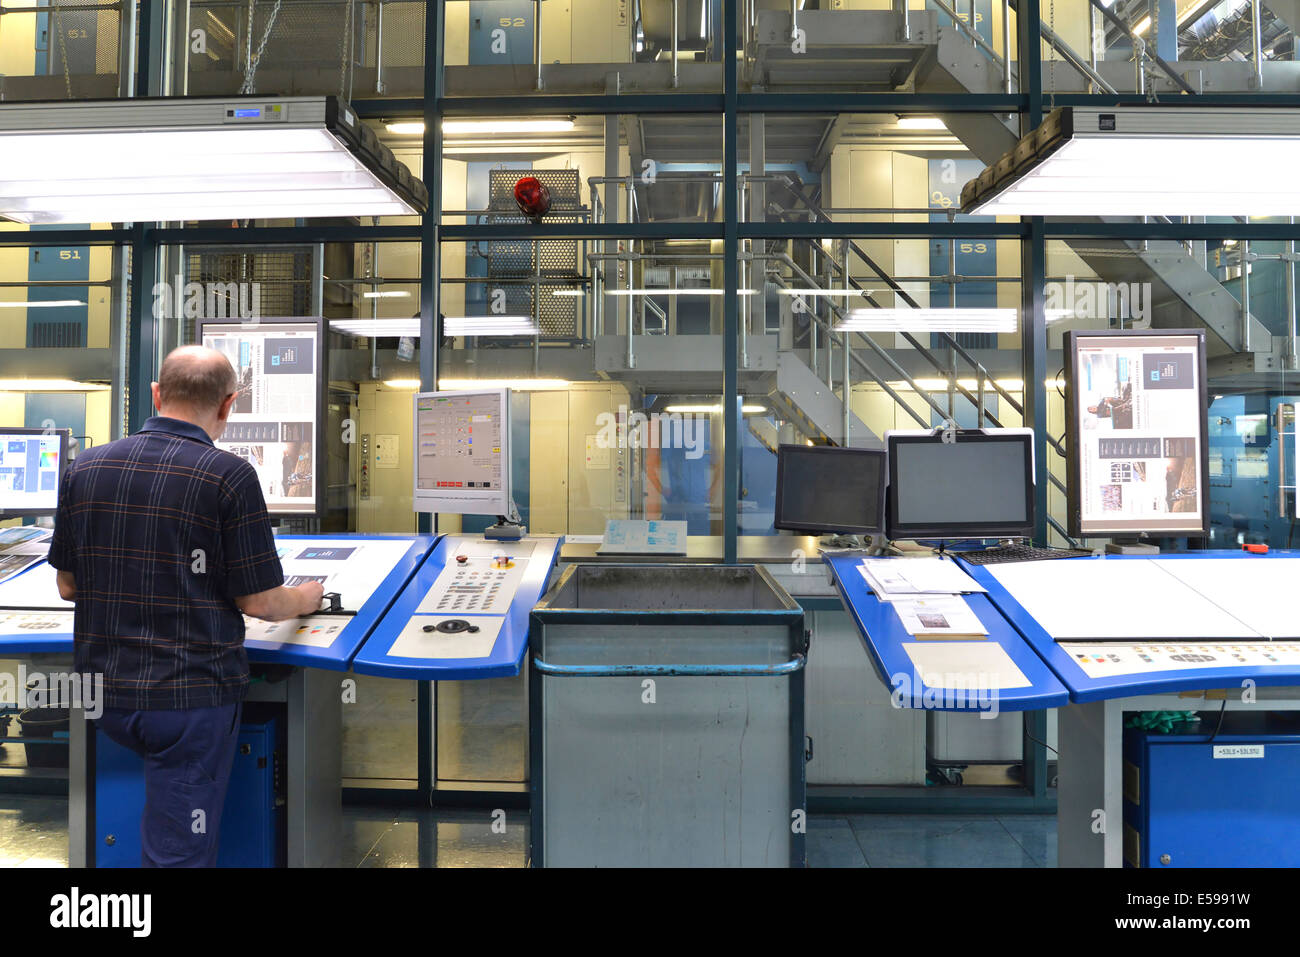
[
  {"x1": 723, "y1": 0, "x2": 739, "y2": 564},
  {"x1": 1017, "y1": 0, "x2": 1050, "y2": 801},
  {"x1": 125, "y1": 0, "x2": 167, "y2": 433},
  {"x1": 417, "y1": 0, "x2": 443, "y2": 798}
]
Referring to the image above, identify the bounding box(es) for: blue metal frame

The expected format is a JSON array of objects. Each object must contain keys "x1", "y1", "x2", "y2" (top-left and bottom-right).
[{"x1": 824, "y1": 554, "x2": 1070, "y2": 712}]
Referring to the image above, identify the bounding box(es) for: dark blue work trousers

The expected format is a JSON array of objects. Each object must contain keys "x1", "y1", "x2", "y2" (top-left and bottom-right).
[{"x1": 96, "y1": 703, "x2": 241, "y2": 867}]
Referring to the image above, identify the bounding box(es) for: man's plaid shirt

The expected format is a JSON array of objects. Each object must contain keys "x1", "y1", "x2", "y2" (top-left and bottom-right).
[{"x1": 48, "y1": 416, "x2": 284, "y2": 710}]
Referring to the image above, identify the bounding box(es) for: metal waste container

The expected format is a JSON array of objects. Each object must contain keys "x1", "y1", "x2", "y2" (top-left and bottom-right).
[{"x1": 529, "y1": 563, "x2": 807, "y2": 867}]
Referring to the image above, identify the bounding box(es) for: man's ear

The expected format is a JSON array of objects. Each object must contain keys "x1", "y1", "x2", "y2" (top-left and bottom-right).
[
  {"x1": 218, "y1": 392, "x2": 237, "y2": 421},
  {"x1": 151, "y1": 382, "x2": 163, "y2": 412}
]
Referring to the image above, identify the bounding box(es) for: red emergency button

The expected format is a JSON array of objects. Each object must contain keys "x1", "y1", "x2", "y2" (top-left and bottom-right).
[{"x1": 456, "y1": 555, "x2": 468, "y2": 564}]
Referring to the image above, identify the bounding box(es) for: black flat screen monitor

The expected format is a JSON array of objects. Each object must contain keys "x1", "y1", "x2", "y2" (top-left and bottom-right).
[
  {"x1": 886, "y1": 429, "x2": 1035, "y2": 541},
  {"x1": 774, "y1": 444, "x2": 886, "y2": 535}
]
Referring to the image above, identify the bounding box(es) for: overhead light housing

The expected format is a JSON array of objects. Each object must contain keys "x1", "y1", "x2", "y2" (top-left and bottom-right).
[
  {"x1": 437, "y1": 378, "x2": 571, "y2": 391},
  {"x1": 962, "y1": 106, "x2": 1300, "y2": 217},
  {"x1": 0, "y1": 96, "x2": 428, "y2": 224},
  {"x1": 0, "y1": 299, "x2": 85, "y2": 308},
  {"x1": 897, "y1": 117, "x2": 947, "y2": 130},
  {"x1": 388, "y1": 118, "x2": 577, "y2": 136},
  {"x1": 331, "y1": 319, "x2": 420, "y2": 338},
  {"x1": 838, "y1": 308, "x2": 1018, "y2": 334},
  {"x1": 331, "y1": 316, "x2": 540, "y2": 337},
  {"x1": 0, "y1": 379, "x2": 110, "y2": 392},
  {"x1": 361, "y1": 290, "x2": 411, "y2": 299},
  {"x1": 664, "y1": 404, "x2": 768, "y2": 414},
  {"x1": 442, "y1": 316, "x2": 539, "y2": 337}
]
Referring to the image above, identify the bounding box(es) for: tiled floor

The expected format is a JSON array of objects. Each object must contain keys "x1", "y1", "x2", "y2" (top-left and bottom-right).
[{"x1": 0, "y1": 794, "x2": 1057, "y2": 867}]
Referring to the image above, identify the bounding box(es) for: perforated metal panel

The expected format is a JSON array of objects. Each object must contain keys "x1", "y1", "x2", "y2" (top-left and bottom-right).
[
  {"x1": 46, "y1": 2, "x2": 121, "y2": 76},
  {"x1": 484, "y1": 169, "x2": 584, "y2": 336},
  {"x1": 182, "y1": 246, "x2": 313, "y2": 339}
]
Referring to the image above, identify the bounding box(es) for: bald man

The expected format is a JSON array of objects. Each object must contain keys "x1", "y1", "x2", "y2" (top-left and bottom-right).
[{"x1": 48, "y1": 345, "x2": 324, "y2": 867}]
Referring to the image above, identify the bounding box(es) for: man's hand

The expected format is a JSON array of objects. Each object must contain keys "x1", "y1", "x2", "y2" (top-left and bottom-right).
[
  {"x1": 236, "y1": 581, "x2": 325, "y2": 622},
  {"x1": 293, "y1": 581, "x2": 325, "y2": 617}
]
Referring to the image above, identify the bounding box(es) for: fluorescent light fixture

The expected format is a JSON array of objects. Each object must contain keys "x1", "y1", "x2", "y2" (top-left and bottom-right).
[
  {"x1": 604, "y1": 289, "x2": 755, "y2": 296},
  {"x1": 778, "y1": 288, "x2": 878, "y2": 297},
  {"x1": 361, "y1": 290, "x2": 411, "y2": 299},
  {"x1": 437, "y1": 378, "x2": 571, "y2": 391},
  {"x1": 881, "y1": 378, "x2": 1024, "y2": 392},
  {"x1": 0, "y1": 379, "x2": 109, "y2": 392},
  {"x1": 332, "y1": 316, "x2": 540, "y2": 337},
  {"x1": 389, "y1": 119, "x2": 577, "y2": 136},
  {"x1": 551, "y1": 289, "x2": 586, "y2": 297},
  {"x1": 0, "y1": 299, "x2": 85, "y2": 308},
  {"x1": 837, "y1": 308, "x2": 1018, "y2": 333},
  {"x1": 1133, "y1": 15, "x2": 1152, "y2": 34},
  {"x1": 0, "y1": 96, "x2": 428, "y2": 224},
  {"x1": 382, "y1": 379, "x2": 423, "y2": 389},
  {"x1": 897, "y1": 117, "x2": 947, "y2": 130},
  {"x1": 664, "y1": 404, "x2": 767, "y2": 414},
  {"x1": 963, "y1": 106, "x2": 1300, "y2": 216},
  {"x1": 443, "y1": 316, "x2": 539, "y2": 336},
  {"x1": 331, "y1": 319, "x2": 420, "y2": 337}
]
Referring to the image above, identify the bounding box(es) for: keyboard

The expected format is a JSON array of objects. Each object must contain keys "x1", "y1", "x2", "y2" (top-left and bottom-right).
[{"x1": 956, "y1": 545, "x2": 1096, "y2": 566}]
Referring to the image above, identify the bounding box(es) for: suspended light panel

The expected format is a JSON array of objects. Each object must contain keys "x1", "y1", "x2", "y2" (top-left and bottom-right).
[
  {"x1": 0, "y1": 96, "x2": 429, "y2": 225},
  {"x1": 837, "y1": 308, "x2": 1018, "y2": 333},
  {"x1": 962, "y1": 106, "x2": 1300, "y2": 217},
  {"x1": 331, "y1": 316, "x2": 540, "y2": 337}
]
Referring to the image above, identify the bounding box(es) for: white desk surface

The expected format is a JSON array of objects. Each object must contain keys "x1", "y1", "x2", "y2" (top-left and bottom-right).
[
  {"x1": 1151, "y1": 557, "x2": 1300, "y2": 640},
  {"x1": 984, "y1": 558, "x2": 1264, "y2": 641}
]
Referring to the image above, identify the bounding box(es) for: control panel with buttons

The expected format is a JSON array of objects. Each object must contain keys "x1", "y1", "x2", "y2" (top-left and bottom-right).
[
  {"x1": 1063, "y1": 642, "x2": 1300, "y2": 679},
  {"x1": 416, "y1": 552, "x2": 528, "y2": 616},
  {"x1": 0, "y1": 611, "x2": 74, "y2": 636}
]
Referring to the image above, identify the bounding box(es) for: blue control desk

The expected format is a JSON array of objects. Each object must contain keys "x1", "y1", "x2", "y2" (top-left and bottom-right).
[
  {"x1": 964, "y1": 551, "x2": 1300, "y2": 701},
  {"x1": 959, "y1": 550, "x2": 1300, "y2": 867},
  {"x1": 0, "y1": 534, "x2": 435, "y2": 670},
  {"x1": 823, "y1": 553, "x2": 1069, "y2": 712},
  {"x1": 0, "y1": 533, "x2": 442, "y2": 869},
  {"x1": 353, "y1": 534, "x2": 561, "y2": 680}
]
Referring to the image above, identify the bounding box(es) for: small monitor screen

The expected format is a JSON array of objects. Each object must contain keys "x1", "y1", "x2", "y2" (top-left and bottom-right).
[
  {"x1": 0, "y1": 429, "x2": 68, "y2": 516},
  {"x1": 774, "y1": 445, "x2": 885, "y2": 535},
  {"x1": 413, "y1": 389, "x2": 511, "y2": 516},
  {"x1": 887, "y1": 431, "x2": 1034, "y2": 540}
]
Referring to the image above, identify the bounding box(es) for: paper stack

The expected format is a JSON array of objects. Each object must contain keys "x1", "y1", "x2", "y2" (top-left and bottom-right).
[
  {"x1": 857, "y1": 557, "x2": 989, "y2": 639},
  {"x1": 856, "y1": 557, "x2": 986, "y2": 600}
]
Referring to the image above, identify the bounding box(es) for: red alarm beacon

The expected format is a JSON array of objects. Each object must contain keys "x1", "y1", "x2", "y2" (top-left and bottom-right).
[{"x1": 513, "y1": 176, "x2": 552, "y2": 219}]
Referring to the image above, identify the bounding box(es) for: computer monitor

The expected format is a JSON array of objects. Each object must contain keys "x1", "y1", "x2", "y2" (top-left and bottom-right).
[
  {"x1": 774, "y1": 444, "x2": 886, "y2": 535},
  {"x1": 412, "y1": 388, "x2": 512, "y2": 516},
  {"x1": 199, "y1": 317, "x2": 325, "y2": 516},
  {"x1": 1063, "y1": 329, "x2": 1209, "y2": 538},
  {"x1": 0, "y1": 427, "x2": 70, "y2": 517},
  {"x1": 886, "y1": 428, "x2": 1035, "y2": 541}
]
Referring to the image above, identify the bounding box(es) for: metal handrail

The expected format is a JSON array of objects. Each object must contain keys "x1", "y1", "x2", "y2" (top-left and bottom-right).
[
  {"x1": 533, "y1": 654, "x2": 807, "y2": 677},
  {"x1": 1080, "y1": 0, "x2": 1197, "y2": 94},
  {"x1": 769, "y1": 267, "x2": 929, "y2": 429},
  {"x1": 772, "y1": 174, "x2": 1024, "y2": 424},
  {"x1": 1041, "y1": 20, "x2": 1116, "y2": 93},
  {"x1": 770, "y1": 265, "x2": 947, "y2": 429}
]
